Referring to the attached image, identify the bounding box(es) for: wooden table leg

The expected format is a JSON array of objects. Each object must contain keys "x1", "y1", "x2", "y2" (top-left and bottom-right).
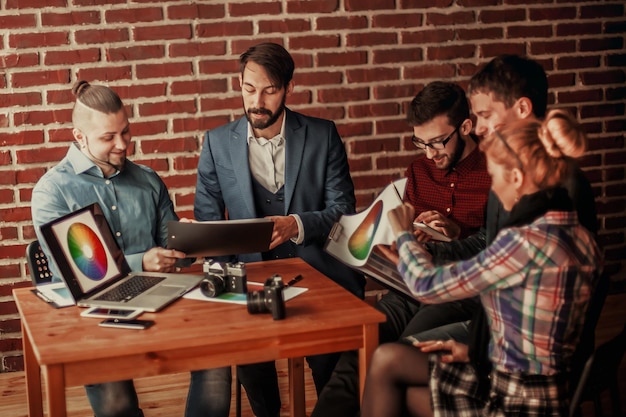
[
  {"x1": 288, "y1": 357, "x2": 305, "y2": 417},
  {"x1": 359, "y1": 323, "x2": 379, "y2": 402},
  {"x1": 42, "y1": 365, "x2": 66, "y2": 417},
  {"x1": 22, "y1": 324, "x2": 44, "y2": 417}
]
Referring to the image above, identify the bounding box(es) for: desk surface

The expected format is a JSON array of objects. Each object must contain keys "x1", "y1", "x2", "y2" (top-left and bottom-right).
[{"x1": 15, "y1": 258, "x2": 386, "y2": 388}]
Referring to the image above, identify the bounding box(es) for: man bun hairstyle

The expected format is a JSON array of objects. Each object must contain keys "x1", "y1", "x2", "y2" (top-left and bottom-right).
[{"x1": 72, "y1": 80, "x2": 123, "y2": 114}]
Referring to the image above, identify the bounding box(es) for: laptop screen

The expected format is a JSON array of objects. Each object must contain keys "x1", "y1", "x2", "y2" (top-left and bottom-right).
[{"x1": 41, "y1": 203, "x2": 129, "y2": 298}]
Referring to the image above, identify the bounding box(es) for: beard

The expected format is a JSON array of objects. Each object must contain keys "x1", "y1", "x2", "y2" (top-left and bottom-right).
[
  {"x1": 445, "y1": 134, "x2": 466, "y2": 172},
  {"x1": 245, "y1": 96, "x2": 286, "y2": 130},
  {"x1": 108, "y1": 154, "x2": 127, "y2": 172},
  {"x1": 83, "y1": 137, "x2": 127, "y2": 173}
]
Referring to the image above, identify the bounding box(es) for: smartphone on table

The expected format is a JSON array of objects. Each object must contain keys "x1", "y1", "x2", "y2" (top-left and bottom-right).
[
  {"x1": 98, "y1": 318, "x2": 155, "y2": 330},
  {"x1": 80, "y1": 306, "x2": 143, "y2": 320}
]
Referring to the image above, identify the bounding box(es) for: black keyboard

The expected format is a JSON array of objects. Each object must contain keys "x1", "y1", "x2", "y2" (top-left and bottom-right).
[{"x1": 95, "y1": 275, "x2": 166, "y2": 302}]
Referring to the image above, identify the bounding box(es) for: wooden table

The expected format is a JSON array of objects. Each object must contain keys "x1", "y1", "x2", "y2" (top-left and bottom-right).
[{"x1": 14, "y1": 258, "x2": 386, "y2": 417}]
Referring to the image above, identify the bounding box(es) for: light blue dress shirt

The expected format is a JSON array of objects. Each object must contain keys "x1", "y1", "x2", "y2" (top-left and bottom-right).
[{"x1": 31, "y1": 144, "x2": 178, "y2": 278}]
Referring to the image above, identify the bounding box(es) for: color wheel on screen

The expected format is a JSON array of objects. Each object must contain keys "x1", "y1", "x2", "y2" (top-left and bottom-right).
[{"x1": 67, "y1": 222, "x2": 108, "y2": 281}]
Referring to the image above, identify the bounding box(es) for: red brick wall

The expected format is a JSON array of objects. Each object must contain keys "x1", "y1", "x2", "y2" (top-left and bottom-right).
[{"x1": 0, "y1": 0, "x2": 624, "y2": 371}]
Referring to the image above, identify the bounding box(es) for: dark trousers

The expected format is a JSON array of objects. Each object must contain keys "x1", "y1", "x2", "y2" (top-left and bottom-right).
[
  {"x1": 238, "y1": 352, "x2": 341, "y2": 417},
  {"x1": 310, "y1": 292, "x2": 480, "y2": 417}
]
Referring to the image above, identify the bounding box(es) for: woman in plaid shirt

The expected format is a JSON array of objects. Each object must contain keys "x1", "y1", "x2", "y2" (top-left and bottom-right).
[{"x1": 361, "y1": 110, "x2": 601, "y2": 417}]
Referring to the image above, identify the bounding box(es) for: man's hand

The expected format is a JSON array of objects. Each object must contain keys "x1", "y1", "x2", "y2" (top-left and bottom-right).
[
  {"x1": 414, "y1": 339, "x2": 469, "y2": 363},
  {"x1": 266, "y1": 215, "x2": 298, "y2": 249},
  {"x1": 387, "y1": 203, "x2": 415, "y2": 237},
  {"x1": 142, "y1": 247, "x2": 187, "y2": 272},
  {"x1": 415, "y1": 210, "x2": 461, "y2": 240}
]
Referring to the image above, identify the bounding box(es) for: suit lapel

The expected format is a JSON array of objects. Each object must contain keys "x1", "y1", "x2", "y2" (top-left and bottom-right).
[
  {"x1": 284, "y1": 109, "x2": 305, "y2": 214},
  {"x1": 229, "y1": 118, "x2": 257, "y2": 216}
]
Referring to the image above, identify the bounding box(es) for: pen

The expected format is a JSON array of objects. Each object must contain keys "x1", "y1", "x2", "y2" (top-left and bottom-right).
[
  {"x1": 286, "y1": 274, "x2": 303, "y2": 287},
  {"x1": 391, "y1": 181, "x2": 403, "y2": 203}
]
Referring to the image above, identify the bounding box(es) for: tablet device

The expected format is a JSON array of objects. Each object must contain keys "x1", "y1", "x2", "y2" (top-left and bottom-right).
[{"x1": 413, "y1": 222, "x2": 452, "y2": 242}]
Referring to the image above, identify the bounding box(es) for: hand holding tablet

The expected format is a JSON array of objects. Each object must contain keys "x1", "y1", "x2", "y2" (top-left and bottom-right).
[{"x1": 412, "y1": 222, "x2": 452, "y2": 242}]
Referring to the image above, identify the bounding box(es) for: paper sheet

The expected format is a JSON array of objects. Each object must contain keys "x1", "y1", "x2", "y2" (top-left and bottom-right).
[
  {"x1": 325, "y1": 178, "x2": 407, "y2": 267},
  {"x1": 33, "y1": 282, "x2": 75, "y2": 308},
  {"x1": 184, "y1": 281, "x2": 308, "y2": 305}
]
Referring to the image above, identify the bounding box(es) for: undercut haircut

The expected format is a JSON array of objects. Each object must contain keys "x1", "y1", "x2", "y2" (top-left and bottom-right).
[{"x1": 72, "y1": 80, "x2": 123, "y2": 114}]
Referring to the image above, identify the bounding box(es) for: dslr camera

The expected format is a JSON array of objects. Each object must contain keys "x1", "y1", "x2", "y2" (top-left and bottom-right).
[
  {"x1": 246, "y1": 274, "x2": 286, "y2": 320},
  {"x1": 200, "y1": 259, "x2": 248, "y2": 298}
]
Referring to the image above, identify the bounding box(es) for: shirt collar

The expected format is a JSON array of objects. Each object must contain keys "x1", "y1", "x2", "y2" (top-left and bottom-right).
[
  {"x1": 246, "y1": 110, "x2": 286, "y2": 145},
  {"x1": 67, "y1": 143, "x2": 121, "y2": 178}
]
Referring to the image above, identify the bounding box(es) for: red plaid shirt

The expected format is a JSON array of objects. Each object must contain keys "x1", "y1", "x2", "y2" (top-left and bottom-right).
[{"x1": 404, "y1": 146, "x2": 491, "y2": 239}]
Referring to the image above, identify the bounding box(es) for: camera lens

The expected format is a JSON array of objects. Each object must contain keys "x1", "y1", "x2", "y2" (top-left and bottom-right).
[
  {"x1": 201, "y1": 274, "x2": 225, "y2": 298},
  {"x1": 246, "y1": 290, "x2": 268, "y2": 314}
]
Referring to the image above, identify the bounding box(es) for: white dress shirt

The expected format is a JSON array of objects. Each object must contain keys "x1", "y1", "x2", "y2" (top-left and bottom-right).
[{"x1": 247, "y1": 113, "x2": 304, "y2": 244}]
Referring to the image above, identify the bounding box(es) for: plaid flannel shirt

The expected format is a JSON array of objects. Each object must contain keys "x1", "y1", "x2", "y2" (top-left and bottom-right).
[{"x1": 396, "y1": 210, "x2": 600, "y2": 375}]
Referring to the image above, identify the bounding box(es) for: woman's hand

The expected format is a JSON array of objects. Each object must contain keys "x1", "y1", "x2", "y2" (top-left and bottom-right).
[
  {"x1": 387, "y1": 203, "x2": 416, "y2": 237},
  {"x1": 414, "y1": 339, "x2": 470, "y2": 363},
  {"x1": 377, "y1": 244, "x2": 399, "y2": 264}
]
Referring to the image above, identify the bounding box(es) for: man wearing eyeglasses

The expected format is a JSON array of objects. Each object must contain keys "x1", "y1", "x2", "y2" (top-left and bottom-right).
[
  {"x1": 404, "y1": 81, "x2": 491, "y2": 241},
  {"x1": 311, "y1": 81, "x2": 491, "y2": 417}
]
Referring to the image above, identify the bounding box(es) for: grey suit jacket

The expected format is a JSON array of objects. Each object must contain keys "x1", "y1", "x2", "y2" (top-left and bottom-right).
[{"x1": 194, "y1": 108, "x2": 365, "y2": 297}]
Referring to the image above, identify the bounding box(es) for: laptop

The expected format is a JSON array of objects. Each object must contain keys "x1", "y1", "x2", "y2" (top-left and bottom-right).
[{"x1": 39, "y1": 203, "x2": 203, "y2": 312}]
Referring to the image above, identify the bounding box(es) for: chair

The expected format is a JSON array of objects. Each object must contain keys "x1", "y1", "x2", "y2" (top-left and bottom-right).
[
  {"x1": 236, "y1": 374, "x2": 242, "y2": 417},
  {"x1": 569, "y1": 322, "x2": 626, "y2": 417},
  {"x1": 25, "y1": 240, "x2": 53, "y2": 285},
  {"x1": 568, "y1": 272, "x2": 610, "y2": 385}
]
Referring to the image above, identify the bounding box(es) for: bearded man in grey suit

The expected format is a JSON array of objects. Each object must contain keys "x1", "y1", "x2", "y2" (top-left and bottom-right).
[{"x1": 194, "y1": 42, "x2": 365, "y2": 417}]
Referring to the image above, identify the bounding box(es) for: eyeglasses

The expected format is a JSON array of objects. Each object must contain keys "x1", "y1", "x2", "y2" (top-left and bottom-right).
[
  {"x1": 495, "y1": 130, "x2": 525, "y2": 173},
  {"x1": 411, "y1": 122, "x2": 462, "y2": 150}
]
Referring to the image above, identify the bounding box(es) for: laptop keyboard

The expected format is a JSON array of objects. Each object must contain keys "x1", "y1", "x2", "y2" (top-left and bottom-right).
[{"x1": 95, "y1": 275, "x2": 166, "y2": 302}]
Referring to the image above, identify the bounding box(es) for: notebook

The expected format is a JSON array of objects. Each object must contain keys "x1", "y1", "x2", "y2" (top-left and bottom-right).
[{"x1": 39, "y1": 203, "x2": 203, "y2": 312}]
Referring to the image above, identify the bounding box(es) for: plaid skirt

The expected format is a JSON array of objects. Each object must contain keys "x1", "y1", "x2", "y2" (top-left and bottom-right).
[
  {"x1": 486, "y1": 369, "x2": 569, "y2": 417},
  {"x1": 429, "y1": 356, "x2": 485, "y2": 417},
  {"x1": 429, "y1": 356, "x2": 569, "y2": 417}
]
